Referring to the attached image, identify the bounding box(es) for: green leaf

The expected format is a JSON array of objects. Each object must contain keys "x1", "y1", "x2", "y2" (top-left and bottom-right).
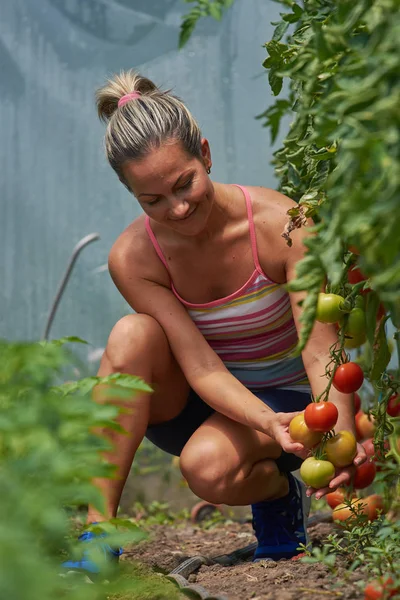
[
  {"x1": 272, "y1": 20, "x2": 290, "y2": 41},
  {"x1": 269, "y1": 70, "x2": 283, "y2": 96}
]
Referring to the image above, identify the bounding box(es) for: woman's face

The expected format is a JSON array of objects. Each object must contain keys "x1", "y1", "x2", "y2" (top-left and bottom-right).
[{"x1": 122, "y1": 139, "x2": 214, "y2": 236}]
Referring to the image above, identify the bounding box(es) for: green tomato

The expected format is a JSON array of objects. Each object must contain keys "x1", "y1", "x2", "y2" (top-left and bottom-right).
[
  {"x1": 316, "y1": 293, "x2": 345, "y2": 324},
  {"x1": 300, "y1": 457, "x2": 335, "y2": 488},
  {"x1": 354, "y1": 295, "x2": 365, "y2": 310},
  {"x1": 344, "y1": 307, "x2": 366, "y2": 337},
  {"x1": 344, "y1": 333, "x2": 366, "y2": 349},
  {"x1": 341, "y1": 307, "x2": 366, "y2": 348}
]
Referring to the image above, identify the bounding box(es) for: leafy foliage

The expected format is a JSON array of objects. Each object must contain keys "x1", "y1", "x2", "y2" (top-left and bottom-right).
[
  {"x1": 257, "y1": 0, "x2": 400, "y2": 351},
  {"x1": 179, "y1": 0, "x2": 235, "y2": 47},
  {"x1": 302, "y1": 513, "x2": 400, "y2": 593},
  {"x1": 0, "y1": 338, "x2": 155, "y2": 600}
]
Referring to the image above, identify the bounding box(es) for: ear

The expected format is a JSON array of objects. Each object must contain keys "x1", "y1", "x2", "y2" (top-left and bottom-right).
[{"x1": 200, "y1": 138, "x2": 212, "y2": 171}]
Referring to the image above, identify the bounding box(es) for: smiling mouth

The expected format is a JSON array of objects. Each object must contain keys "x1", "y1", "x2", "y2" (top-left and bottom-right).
[{"x1": 175, "y1": 207, "x2": 197, "y2": 221}]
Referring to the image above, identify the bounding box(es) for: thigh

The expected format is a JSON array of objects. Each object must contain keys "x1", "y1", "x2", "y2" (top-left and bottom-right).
[
  {"x1": 145, "y1": 389, "x2": 215, "y2": 456},
  {"x1": 182, "y1": 388, "x2": 311, "y2": 473}
]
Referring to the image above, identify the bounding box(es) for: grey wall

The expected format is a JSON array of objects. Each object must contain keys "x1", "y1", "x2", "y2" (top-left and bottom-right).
[{"x1": 0, "y1": 0, "x2": 286, "y2": 364}]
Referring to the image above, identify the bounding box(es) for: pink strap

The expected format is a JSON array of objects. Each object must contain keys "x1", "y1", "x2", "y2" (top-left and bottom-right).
[
  {"x1": 145, "y1": 186, "x2": 262, "y2": 275},
  {"x1": 232, "y1": 185, "x2": 263, "y2": 274},
  {"x1": 145, "y1": 217, "x2": 170, "y2": 272}
]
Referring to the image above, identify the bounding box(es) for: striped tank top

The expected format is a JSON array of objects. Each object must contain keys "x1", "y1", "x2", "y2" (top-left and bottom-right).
[{"x1": 145, "y1": 185, "x2": 310, "y2": 393}]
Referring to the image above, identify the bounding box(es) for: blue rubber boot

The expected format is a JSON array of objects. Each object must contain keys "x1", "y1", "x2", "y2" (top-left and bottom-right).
[
  {"x1": 251, "y1": 472, "x2": 310, "y2": 561},
  {"x1": 61, "y1": 528, "x2": 123, "y2": 575}
]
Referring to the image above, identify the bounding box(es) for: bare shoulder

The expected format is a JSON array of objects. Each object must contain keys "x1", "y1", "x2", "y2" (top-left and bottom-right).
[
  {"x1": 108, "y1": 214, "x2": 170, "y2": 288},
  {"x1": 246, "y1": 186, "x2": 296, "y2": 225},
  {"x1": 245, "y1": 186, "x2": 311, "y2": 281}
]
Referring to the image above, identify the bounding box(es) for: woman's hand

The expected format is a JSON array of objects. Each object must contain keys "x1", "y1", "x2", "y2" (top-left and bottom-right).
[
  {"x1": 305, "y1": 442, "x2": 367, "y2": 499},
  {"x1": 269, "y1": 411, "x2": 310, "y2": 459}
]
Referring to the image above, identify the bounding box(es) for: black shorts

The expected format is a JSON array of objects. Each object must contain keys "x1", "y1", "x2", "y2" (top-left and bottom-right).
[{"x1": 145, "y1": 387, "x2": 311, "y2": 473}]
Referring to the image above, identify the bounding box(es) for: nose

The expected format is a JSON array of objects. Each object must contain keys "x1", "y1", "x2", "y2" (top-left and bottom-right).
[{"x1": 169, "y1": 198, "x2": 191, "y2": 220}]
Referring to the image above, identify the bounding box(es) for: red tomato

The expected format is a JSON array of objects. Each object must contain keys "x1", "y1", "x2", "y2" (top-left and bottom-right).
[
  {"x1": 353, "y1": 459, "x2": 376, "y2": 489},
  {"x1": 364, "y1": 577, "x2": 397, "y2": 599},
  {"x1": 356, "y1": 412, "x2": 376, "y2": 441},
  {"x1": 354, "y1": 392, "x2": 361, "y2": 414},
  {"x1": 304, "y1": 401, "x2": 338, "y2": 432},
  {"x1": 387, "y1": 394, "x2": 400, "y2": 418},
  {"x1": 289, "y1": 414, "x2": 324, "y2": 448},
  {"x1": 325, "y1": 488, "x2": 356, "y2": 509},
  {"x1": 325, "y1": 430, "x2": 357, "y2": 468},
  {"x1": 348, "y1": 265, "x2": 368, "y2": 285},
  {"x1": 333, "y1": 363, "x2": 364, "y2": 394}
]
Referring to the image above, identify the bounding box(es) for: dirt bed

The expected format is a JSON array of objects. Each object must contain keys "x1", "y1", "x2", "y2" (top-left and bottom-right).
[{"x1": 123, "y1": 519, "x2": 366, "y2": 599}]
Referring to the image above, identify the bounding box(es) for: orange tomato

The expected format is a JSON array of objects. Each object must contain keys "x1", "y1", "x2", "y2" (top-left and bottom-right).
[
  {"x1": 326, "y1": 488, "x2": 356, "y2": 510},
  {"x1": 355, "y1": 411, "x2": 376, "y2": 441},
  {"x1": 333, "y1": 498, "x2": 368, "y2": 525}
]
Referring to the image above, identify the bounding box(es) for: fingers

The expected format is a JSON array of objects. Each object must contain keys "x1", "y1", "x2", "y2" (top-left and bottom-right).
[
  {"x1": 306, "y1": 486, "x2": 331, "y2": 499},
  {"x1": 326, "y1": 470, "x2": 352, "y2": 489},
  {"x1": 353, "y1": 443, "x2": 367, "y2": 466},
  {"x1": 278, "y1": 410, "x2": 303, "y2": 424}
]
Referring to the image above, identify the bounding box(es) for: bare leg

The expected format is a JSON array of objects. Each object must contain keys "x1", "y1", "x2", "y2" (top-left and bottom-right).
[
  {"x1": 180, "y1": 412, "x2": 289, "y2": 506},
  {"x1": 88, "y1": 314, "x2": 189, "y2": 523}
]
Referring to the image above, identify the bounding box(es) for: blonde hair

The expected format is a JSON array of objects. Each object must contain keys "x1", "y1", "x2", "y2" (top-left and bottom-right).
[{"x1": 95, "y1": 70, "x2": 202, "y2": 182}]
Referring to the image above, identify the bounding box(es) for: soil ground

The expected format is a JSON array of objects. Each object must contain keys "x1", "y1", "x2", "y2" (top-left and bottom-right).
[{"x1": 123, "y1": 517, "x2": 366, "y2": 600}]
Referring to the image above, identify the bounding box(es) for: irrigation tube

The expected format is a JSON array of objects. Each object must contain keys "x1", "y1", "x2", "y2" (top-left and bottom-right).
[{"x1": 42, "y1": 233, "x2": 100, "y2": 341}]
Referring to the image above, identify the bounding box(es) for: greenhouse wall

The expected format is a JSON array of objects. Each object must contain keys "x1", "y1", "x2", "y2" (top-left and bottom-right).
[{"x1": 1, "y1": 0, "x2": 285, "y2": 364}]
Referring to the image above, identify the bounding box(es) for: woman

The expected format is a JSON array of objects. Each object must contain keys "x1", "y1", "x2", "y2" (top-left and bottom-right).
[{"x1": 63, "y1": 70, "x2": 366, "y2": 572}]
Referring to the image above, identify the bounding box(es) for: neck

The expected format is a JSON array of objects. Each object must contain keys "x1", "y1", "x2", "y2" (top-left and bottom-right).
[{"x1": 193, "y1": 182, "x2": 232, "y2": 244}]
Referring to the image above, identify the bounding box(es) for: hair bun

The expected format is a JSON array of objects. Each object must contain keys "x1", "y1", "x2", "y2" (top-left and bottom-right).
[{"x1": 96, "y1": 69, "x2": 158, "y2": 122}]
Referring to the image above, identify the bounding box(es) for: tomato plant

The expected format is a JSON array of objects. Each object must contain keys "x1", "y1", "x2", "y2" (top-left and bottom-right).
[
  {"x1": 315, "y1": 293, "x2": 344, "y2": 324},
  {"x1": 325, "y1": 430, "x2": 357, "y2": 468},
  {"x1": 332, "y1": 363, "x2": 364, "y2": 394},
  {"x1": 289, "y1": 414, "x2": 324, "y2": 448},
  {"x1": 304, "y1": 401, "x2": 338, "y2": 432},
  {"x1": 300, "y1": 457, "x2": 335, "y2": 488},
  {"x1": 352, "y1": 460, "x2": 377, "y2": 489},
  {"x1": 387, "y1": 395, "x2": 400, "y2": 418}
]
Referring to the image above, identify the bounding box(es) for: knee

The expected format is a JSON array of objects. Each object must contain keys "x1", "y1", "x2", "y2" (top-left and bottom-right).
[
  {"x1": 180, "y1": 441, "x2": 234, "y2": 505},
  {"x1": 106, "y1": 314, "x2": 167, "y2": 372}
]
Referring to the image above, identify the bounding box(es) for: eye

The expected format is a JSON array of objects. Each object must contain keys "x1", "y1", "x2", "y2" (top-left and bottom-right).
[
  {"x1": 179, "y1": 178, "x2": 193, "y2": 190},
  {"x1": 147, "y1": 198, "x2": 160, "y2": 206}
]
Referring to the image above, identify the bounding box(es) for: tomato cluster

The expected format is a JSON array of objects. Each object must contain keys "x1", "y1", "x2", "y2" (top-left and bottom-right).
[{"x1": 291, "y1": 399, "x2": 361, "y2": 489}]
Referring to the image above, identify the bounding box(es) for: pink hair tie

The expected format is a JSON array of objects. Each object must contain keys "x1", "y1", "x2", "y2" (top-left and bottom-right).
[{"x1": 118, "y1": 91, "x2": 141, "y2": 108}]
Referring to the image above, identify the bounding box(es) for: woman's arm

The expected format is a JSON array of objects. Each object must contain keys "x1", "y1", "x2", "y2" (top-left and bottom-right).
[
  {"x1": 107, "y1": 227, "x2": 304, "y2": 454},
  {"x1": 282, "y1": 200, "x2": 367, "y2": 492}
]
